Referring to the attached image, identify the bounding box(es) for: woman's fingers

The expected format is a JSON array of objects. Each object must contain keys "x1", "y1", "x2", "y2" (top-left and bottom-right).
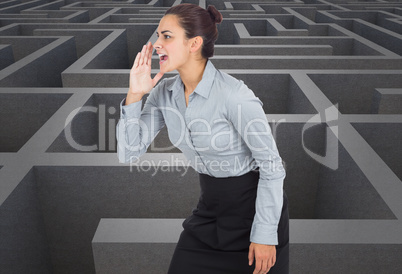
[
  {"x1": 139, "y1": 45, "x2": 146, "y2": 66},
  {"x1": 253, "y1": 258, "x2": 262, "y2": 274},
  {"x1": 147, "y1": 42, "x2": 153, "y2": 66},
  {"x1": 143, "y1": 42, "x2": 152, "y2": 67},
  {"x1": 248, "y1": 245, "x2": 254, "y2": 266},
  {"x1": 262, "y1": 258, "x2": 270, "y2": 273},
  {"x1": 131, "y1": 42, "x2": 153, "y2": 71},
  {"x1": 151, "y1": 71, "x2": 164, "y2": 86},
  {"x1": 132, "y1": 52, "x2": 140, "y2": 69},
  {"x1": 144, "y1": 43, "x2": 151, "y2": 66}
]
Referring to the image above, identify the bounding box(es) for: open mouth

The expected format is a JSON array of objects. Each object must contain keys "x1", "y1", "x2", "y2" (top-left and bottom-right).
[{"x1": 158, "y1": 53, "x2": 168, "y2": 64}]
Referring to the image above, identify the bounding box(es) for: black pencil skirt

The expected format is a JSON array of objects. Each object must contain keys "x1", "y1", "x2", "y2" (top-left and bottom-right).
[{"x1": 167, "y1": 169, "x2": 289, "y2": 274}]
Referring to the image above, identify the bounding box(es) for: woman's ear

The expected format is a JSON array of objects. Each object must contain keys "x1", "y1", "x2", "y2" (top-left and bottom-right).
[{"x1": 190, "y1": 36, "x2": 203, "y2": 53}]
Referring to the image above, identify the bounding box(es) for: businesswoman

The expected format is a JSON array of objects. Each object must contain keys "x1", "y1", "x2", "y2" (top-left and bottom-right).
[{"x1": 117, "y1": 4, "x2": 289, "y2": 274}]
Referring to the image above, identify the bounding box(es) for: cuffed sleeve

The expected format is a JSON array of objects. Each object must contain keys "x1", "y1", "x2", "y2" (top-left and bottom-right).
[
  {"x1": 120, "y1": 97, "x2": 143, "y2": 119},
  {"x1": 226, "y1": 81, "x2": 286, "y2": 245},
  {"x1": 116, "y1": 86, "x2": 166, "y2": 163}
]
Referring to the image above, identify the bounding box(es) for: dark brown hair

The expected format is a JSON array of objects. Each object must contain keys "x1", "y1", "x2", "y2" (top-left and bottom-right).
[{"x1": 165, "y1": 4, "x2": 223, "y2": 59}]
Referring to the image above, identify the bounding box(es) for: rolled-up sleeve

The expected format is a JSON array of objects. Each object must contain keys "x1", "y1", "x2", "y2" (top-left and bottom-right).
[
  {"x1": 116, "y1": 86, "x2": 165, "y2": 163},
  {"x1": 226, "y1": 81, "x2": 286, "y2": 245}
]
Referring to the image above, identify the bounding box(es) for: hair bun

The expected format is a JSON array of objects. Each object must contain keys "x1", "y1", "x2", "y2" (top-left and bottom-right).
[{"x1": 207, "y1": 5, "x2": 223, "y2": 24}]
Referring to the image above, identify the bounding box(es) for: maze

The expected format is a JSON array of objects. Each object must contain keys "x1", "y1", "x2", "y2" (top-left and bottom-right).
[{"x1": 1, "y1": 0, "x2": 401, "y2": 273}]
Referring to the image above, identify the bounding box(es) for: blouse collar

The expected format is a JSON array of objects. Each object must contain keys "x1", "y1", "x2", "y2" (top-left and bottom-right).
[{"x1": 167, "y1": 59, "x2": 217, "y2": 99}]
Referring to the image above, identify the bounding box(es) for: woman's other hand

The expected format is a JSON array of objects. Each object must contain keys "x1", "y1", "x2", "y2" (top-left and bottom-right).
[
  {"x1": 126, "y1": 42, "x2": 164, "y2": 105},
  {"x1": 248, "y1": 242, "x2": 276, "y2": 274}
]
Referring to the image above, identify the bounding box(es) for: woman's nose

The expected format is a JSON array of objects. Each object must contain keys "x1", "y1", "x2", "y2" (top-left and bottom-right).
[{"x1": 153, "y1": 39, "x2": 162, "y2": 50}]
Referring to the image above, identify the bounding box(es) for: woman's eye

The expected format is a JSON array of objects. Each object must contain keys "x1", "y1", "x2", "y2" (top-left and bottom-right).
[{"x1": 164, "y1": 35, "x2": 171, "y2": 39}]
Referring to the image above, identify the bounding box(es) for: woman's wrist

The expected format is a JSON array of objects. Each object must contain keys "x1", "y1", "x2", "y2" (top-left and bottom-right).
[{"x1": 125, "y1": 91, "x2": 144, "y2": 105}]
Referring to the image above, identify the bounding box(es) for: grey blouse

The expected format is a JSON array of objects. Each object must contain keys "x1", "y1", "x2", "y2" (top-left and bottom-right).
[{"x1": 117, "y1": 60, "x2": 286, "y2": 245}]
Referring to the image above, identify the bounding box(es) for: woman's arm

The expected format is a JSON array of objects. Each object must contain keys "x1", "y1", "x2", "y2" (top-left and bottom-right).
[
  {"x1": 226, "y1": 80, "x2": 286, "y2": 273},
  {"x1": 116, "y1": 88, "x2": 165, "y2": 163},
  {"x1": 116, "y1": 42, "x2": 165, "y2": 163},
  {"x1": 226, "y1": 80, "x2": 286, "y2": 246}
]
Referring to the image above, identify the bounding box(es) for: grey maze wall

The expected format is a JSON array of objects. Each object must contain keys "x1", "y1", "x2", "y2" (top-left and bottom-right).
[{"x1": 0, "y1": 0, "x2": 401, "y2": 273}]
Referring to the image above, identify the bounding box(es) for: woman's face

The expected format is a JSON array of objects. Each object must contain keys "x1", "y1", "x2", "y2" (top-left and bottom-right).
[{"x1": 154, "y1": 15, "x2": 191, "y2": 73}]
